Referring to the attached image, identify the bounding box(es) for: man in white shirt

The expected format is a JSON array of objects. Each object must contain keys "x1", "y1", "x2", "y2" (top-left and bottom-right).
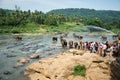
[{"x1": 102, "y1": 43, "x2": 107, "y2": 57}]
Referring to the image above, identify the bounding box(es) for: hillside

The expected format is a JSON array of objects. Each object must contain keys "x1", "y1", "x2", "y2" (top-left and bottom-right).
[{"x1": 47, "y1": 8, "x2": 120, "y2": 20}]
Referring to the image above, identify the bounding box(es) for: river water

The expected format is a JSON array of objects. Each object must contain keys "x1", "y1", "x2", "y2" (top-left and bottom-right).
[{"x1": 0, "y1": 32, "x2": 114, "y2": 80}]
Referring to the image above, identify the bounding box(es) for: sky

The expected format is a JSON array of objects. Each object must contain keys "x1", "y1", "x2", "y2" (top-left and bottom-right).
[{"x1": 0, "y1": 0, "x2": 120, "y2": 12}]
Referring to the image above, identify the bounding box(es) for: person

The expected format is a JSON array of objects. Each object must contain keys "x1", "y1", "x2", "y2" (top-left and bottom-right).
[
  {"x1": 110, "y1": 45, "x2": 114, "y2": 57},
  {"x1": 95, "y1": 42, "x2": 99, "y2": 53},
  {"x1": 91, "y1": 42, "x2": 96, "y2": 53},
  {"x1": 103, "y1": 43, "x2": 107, "y2": 57},
  {"x1": 99, "y1": 43, "x2": 103, "y2": 56}
]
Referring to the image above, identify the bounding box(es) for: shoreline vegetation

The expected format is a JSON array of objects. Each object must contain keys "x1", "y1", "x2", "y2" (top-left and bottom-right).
[
  {"x1": 0, "y1": 22, "x2": 85, "y2": 34},
  {"x1": 0, "y1": 22, "x2": 118, "y2": 35}
]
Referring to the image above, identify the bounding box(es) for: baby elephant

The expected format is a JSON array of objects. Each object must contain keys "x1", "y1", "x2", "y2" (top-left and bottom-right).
[{"x1": 52, "y1": 37, "x2": 58, "y2": 41}]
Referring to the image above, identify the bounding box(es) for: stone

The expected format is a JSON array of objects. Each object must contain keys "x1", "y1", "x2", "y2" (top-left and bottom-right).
[
  {"x1": 18, "y1": 58, "x2": 30, "y2": 64},
  {"x1": 6, "y1": 54, "x2": 16, "y2": 58},
  {"x1": 110, "y1": 57, "x2": 120, "y2": 80},
  {"x1": 13, "y1": 62, "x2": 24, "y2": 68},
  {"x1": 13, "y1": 58, "x2": 30, "y2": 68},
  {"x1": 30, "y1": 54, "x2": 40, "y2": 59},
  {"x1": 3, "y1": 71, "x2": 12, "y2": 75},
  {"x1": 0, "y1": 76, "x2": 3, "y2": 80},
  {"x1": 99, "y1": 63, "x2": 109, "y2": 69}
]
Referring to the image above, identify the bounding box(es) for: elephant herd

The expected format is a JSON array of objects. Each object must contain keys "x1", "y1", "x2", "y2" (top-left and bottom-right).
[
  {"x1": 52, "y1": 33, "x2": 85, "y2": 49},
  {"x1": 101, "y1": 34, "x2": 120, "y2": 41}
]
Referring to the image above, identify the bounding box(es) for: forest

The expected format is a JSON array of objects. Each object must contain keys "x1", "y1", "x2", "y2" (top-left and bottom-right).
[{"x1": 0, "y1": 8, "x2": 120, "y2": 34}]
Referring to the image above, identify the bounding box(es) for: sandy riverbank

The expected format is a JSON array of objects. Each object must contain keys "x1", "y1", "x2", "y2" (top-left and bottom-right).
[{"x1": 24, "y1": 49, "x2": 115, "y2": 80}]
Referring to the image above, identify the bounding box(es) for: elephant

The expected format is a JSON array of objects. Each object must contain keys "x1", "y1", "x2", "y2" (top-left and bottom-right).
[
  {"x1": 112, "y1": 35, "x2": 118, "y2": 40},
  {"x1": 52, "y1": 37, "x2": 57, "y2": 41},
  {"x1": 101, "y1": 36, "x2": 107, "y2": 41},
  {"x1": 73, "y1": 33, "x2": 79, "y2": 38},
  {"x1": 14, "y1": 34, "x2": 23, "y2": 41},
  {"x1": 112, "y1": 34, "x2": 120, "y2": 40},
  {"x1": 61, "y1": 39, "x2": 67, "y2": 48},
  {"x1": 63, "y1": 32, "x2": 68, "y2": 37},
  {"x1": 74, "y1": 42, "x2": 78, "y2": 49},
  {"x1": 68, "y1": 40, "x2": 73, "y2": 48},
  {"x1": 79, "y1": 36, "x2": 83, "y2": 39},
  {"x1": 15, "y1": 36, "x2": 22, "y2": 41},
  {"x1": 73, "y1": 33, "x2": 83, "y2": 39}
]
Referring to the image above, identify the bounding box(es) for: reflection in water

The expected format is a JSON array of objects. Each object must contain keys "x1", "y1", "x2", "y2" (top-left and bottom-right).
[{"x1": 0, "y1": 31, "x2": 115, "y2": 80}]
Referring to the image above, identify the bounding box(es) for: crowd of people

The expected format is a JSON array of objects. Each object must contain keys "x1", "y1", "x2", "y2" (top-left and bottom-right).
[
  {"x1": 84, "y1": 41, "x2": 120, "y2": 57},
  {"x1": 52, "y1": 32, "x2": 120, "y2": 57}
]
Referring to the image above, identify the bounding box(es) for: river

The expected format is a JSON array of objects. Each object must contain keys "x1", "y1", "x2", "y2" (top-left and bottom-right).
[{"x1": 0, "y1": 31, "x2": 114, "y2": 80}]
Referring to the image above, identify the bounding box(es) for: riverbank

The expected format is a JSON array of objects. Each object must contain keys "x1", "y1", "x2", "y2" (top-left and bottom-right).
[
  {"x1": 0, "y1": 22, "x2": 82, "y2": 34},
  {"x1": 25, "y1": 49, "x2": 115, "y2": 80},
  {"x1": 1, "y1": 22, "x2": 119, "y2": 35}
]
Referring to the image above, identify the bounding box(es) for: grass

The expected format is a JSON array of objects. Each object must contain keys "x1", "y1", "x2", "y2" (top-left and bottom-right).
[
  {"x1": 111, "y1": 28, "x2": 120, "y2": 34},
  {"x1": 72, "y1": 64, "x2": 86, "y2": 77},
  {"x1": 0, "y1": 22, "x2": 118, "y2": 34},
  {"x1": 44, "y1": 22, "x2": 84, "y2": 33},
  {"x1": 0, "y1": 22, "x2": 41, "y2": 34},
  {"x1": 0, "y1": 22, "x2": 84, "y2": 34}
]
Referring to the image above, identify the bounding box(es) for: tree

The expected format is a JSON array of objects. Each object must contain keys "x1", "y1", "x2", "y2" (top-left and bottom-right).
[
  {"x1": 45, "y1": 13, "x2": 57, "y2": 26},
  {"x1": 85, "y1": 18, "x2": 103, "y2": 27}
]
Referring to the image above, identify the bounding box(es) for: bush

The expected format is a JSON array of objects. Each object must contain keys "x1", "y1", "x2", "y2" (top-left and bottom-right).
[
  {"x1": 73, "y1": 64, "x2": 86, "y2": 77},
  {"x1": 11, "y1": 30, "x2": 20, "y2": 34}
]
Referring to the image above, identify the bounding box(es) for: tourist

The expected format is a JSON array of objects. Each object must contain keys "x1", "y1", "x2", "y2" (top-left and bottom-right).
[
  {"x1": 95, "y1": 42, "x2": 99, "y2": 53},
  {"x1": 110, "y1": 45, "x2": 114, "y2": 57},
  {"x1": 99, "y1": 43, "x2": 103, "y2": 56},
  {"x1": 91, "y1": 42, "x2": 96, "y2": 53},
  {"x1": 103, "y1": 43, "x2": 107, "y2": 57}
]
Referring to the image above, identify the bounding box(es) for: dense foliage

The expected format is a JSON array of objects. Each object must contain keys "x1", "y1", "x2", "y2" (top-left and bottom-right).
[
  {"x1": 0, "y1": 8, "x2": 120, "y2": 34},
  {"x1": 73, "y1": 64, "x2": 86, "y2": 77},
  {"x1": 48, "y1": 8, "x2": 120, "y2": 20}
]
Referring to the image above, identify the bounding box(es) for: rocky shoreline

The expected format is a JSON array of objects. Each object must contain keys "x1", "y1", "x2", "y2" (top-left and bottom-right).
[{"x1": 24, "y1": 49, "x2": 116, "y2": 80}]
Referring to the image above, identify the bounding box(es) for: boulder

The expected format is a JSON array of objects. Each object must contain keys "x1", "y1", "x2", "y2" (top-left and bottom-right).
[
  {"x1": 3, "y1": 71, "x2": 12, "y2": 75},
  {"x1": 13, "y1": 58, "x2": 30, "y2": 68},
  {"x1": 110, "y1": 57, "x2": 120, "y2": 80},
  {"x1": 25, "y1": 49, "x2": 114, "y2": 80},
  {"x1": 13, "y1": 62, "x2": 24, "y2": 68},
  {"x1": 30, "y1": 54, "x2": 40, "y2": 59},
  {"x1": 6, "y1": 54, "x2": 16, "y2": 58},
  {"x1": 99, "y1": 62, "x2": 109, "y2": 69},
  {"x1": 0, "y1": 76, "x2": 3, "y2": 80},
  {"x1": 18, "y1": 58, "x2": 30, "y2": 64}
]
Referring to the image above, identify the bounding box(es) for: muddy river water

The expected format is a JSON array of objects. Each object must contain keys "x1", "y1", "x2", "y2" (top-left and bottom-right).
[{"x1": 0, "y1": 32, "x2": 114, "y2": 80}]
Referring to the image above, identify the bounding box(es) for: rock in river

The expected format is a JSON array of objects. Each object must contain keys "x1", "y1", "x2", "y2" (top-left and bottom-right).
[
  {"x1": 3, "y1": 71, "x2": 12, "y2": 75},
  {"x1": 13, "y1": 58, "x2": 30, "y2": 68},
  {"x1": 29, "y1": 54, "x2": 40, "y2": 59}
]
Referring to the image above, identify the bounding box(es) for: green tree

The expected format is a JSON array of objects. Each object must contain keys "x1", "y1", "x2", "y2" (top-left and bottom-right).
[
  {"x1": 45, "y1": 13, "x2": 57, "y2": 26},
  {"x1": 85, "y1": 18, "x2": 103, "y2": 27}
]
